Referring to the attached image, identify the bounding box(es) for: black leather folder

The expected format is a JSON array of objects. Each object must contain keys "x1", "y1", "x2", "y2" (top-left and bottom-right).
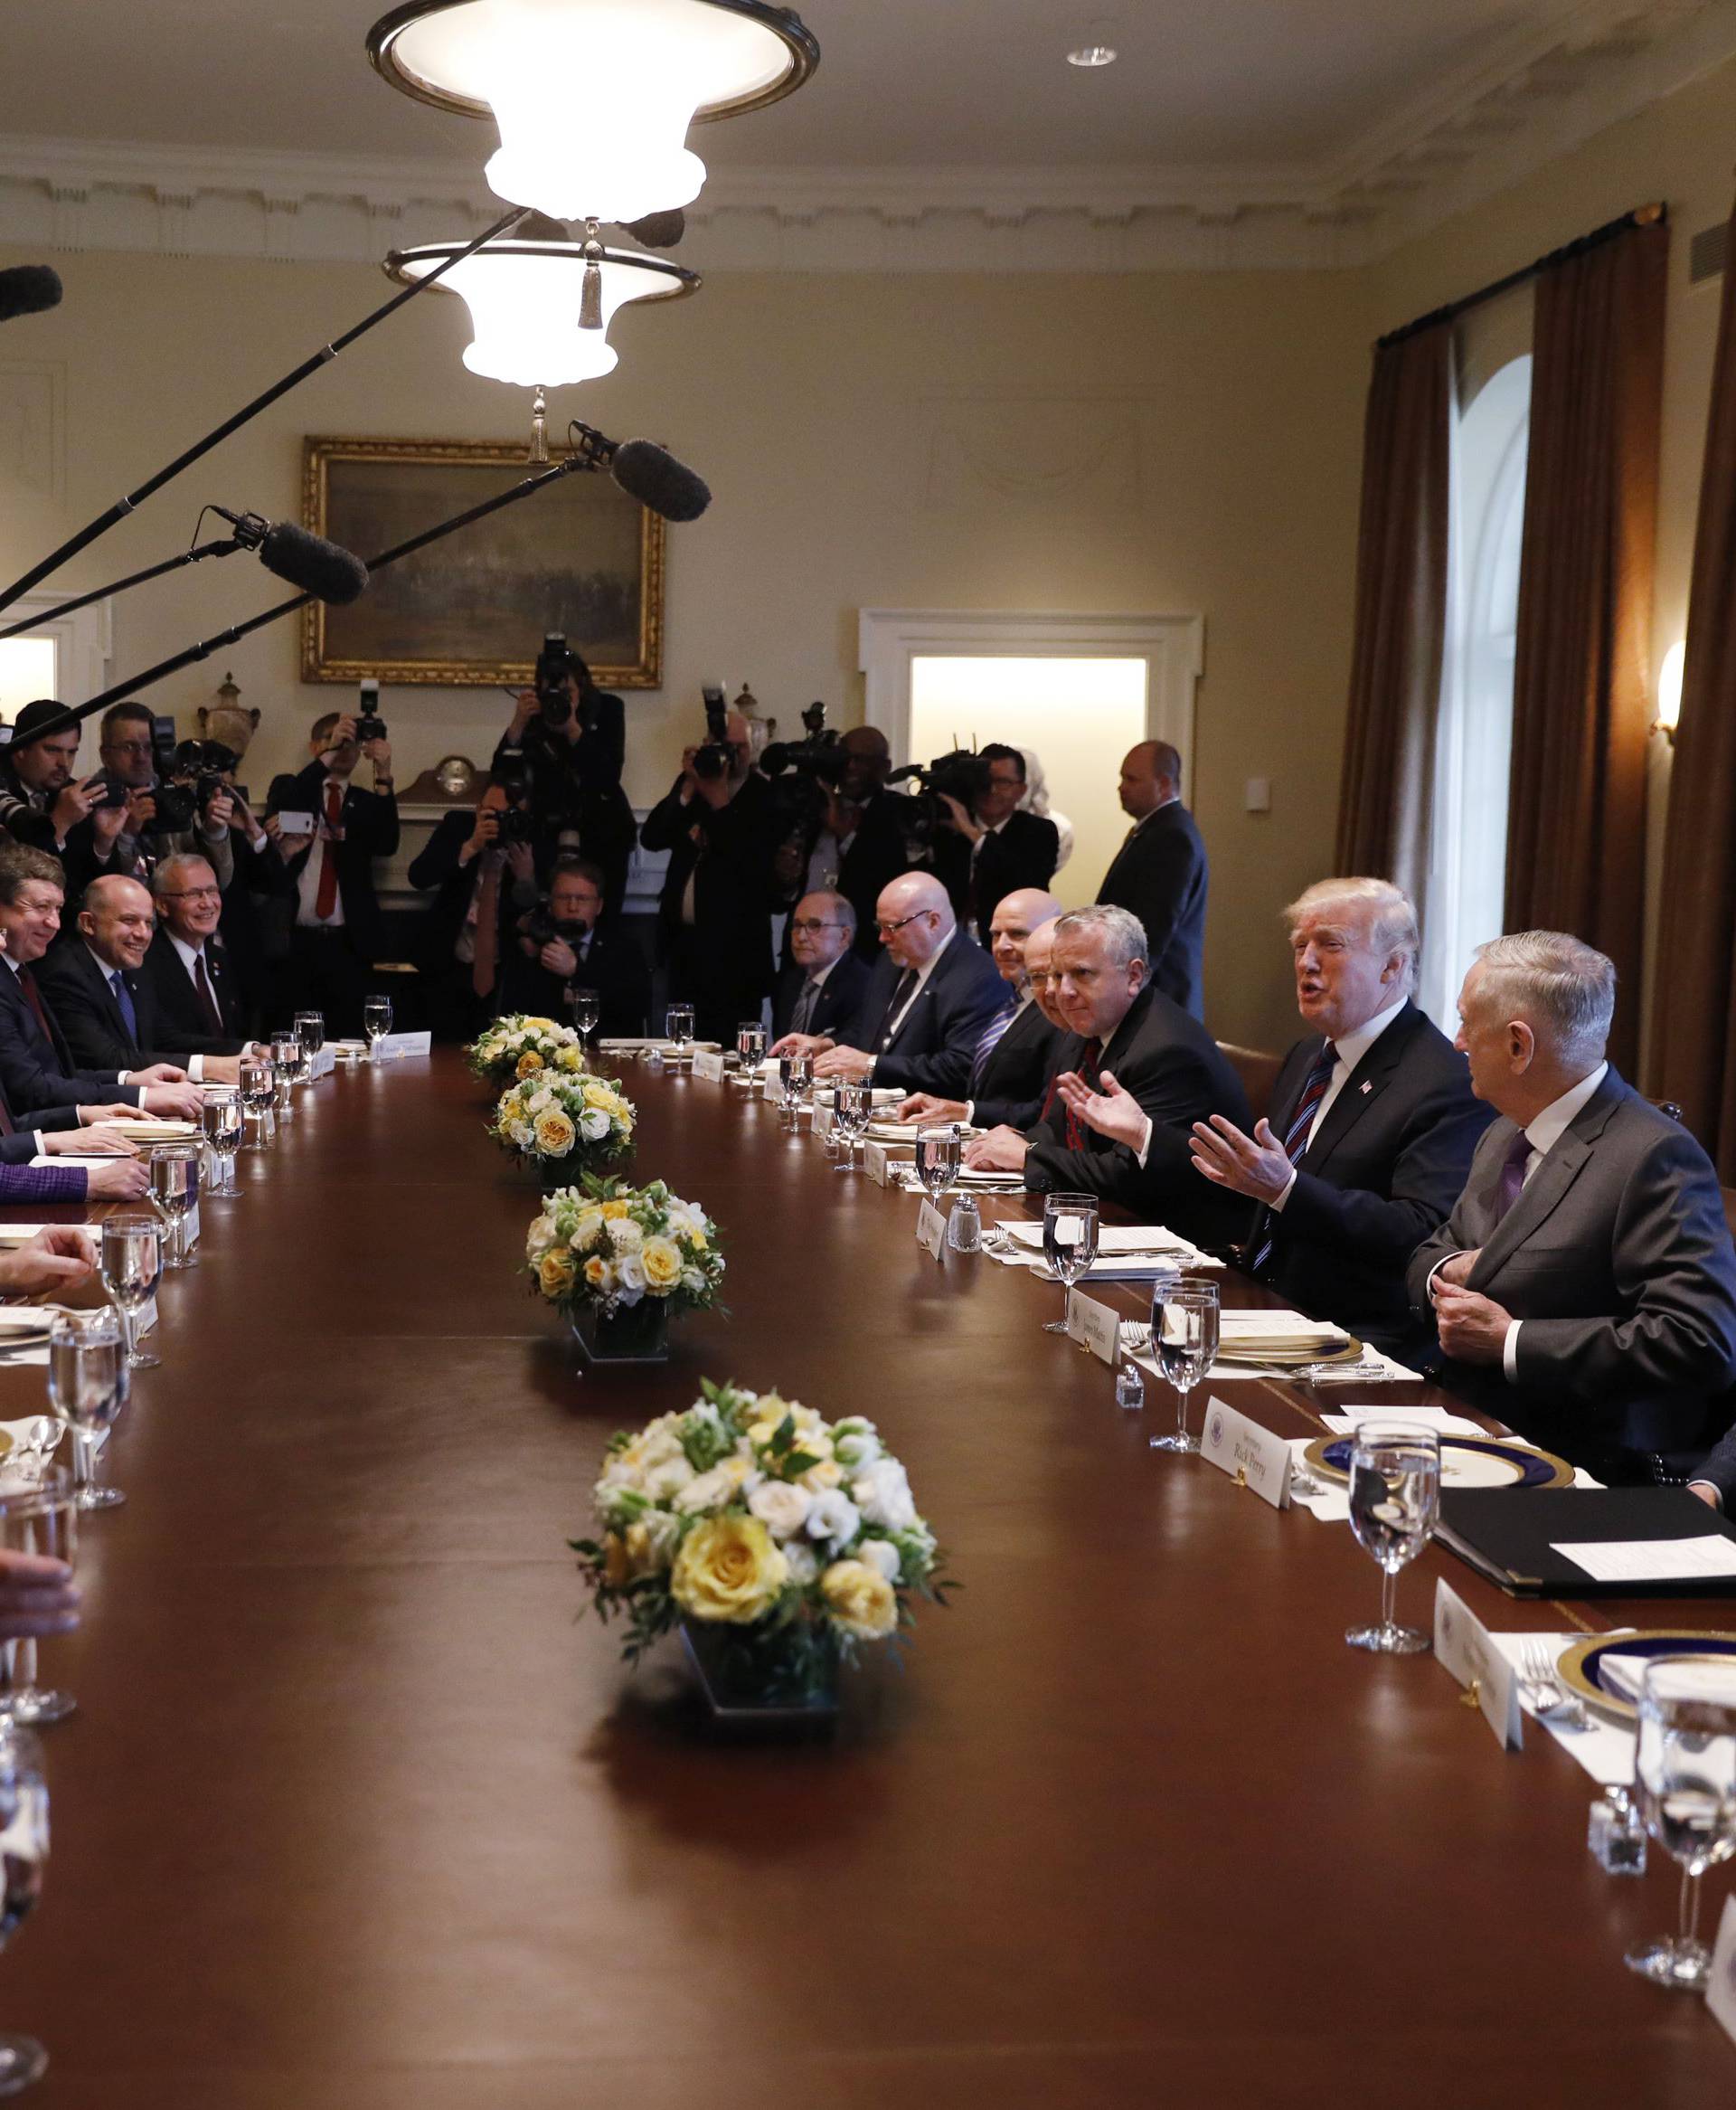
[{"x1": 1436, "y1": 1488, "x2": 1736, "y2": 1598}]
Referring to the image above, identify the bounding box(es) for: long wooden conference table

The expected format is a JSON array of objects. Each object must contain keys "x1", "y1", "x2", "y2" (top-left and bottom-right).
[{"x1": 1, "y1": 1049, "x2": 1733, "y2": 2106}]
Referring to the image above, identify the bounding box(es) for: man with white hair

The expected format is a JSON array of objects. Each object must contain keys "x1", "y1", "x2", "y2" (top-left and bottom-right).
[
  {"x1": 1184, "y1": 878, "x2": 1493, "y2": 1346},
  {"x1": 1407, "y1": 931, "x2": 1736, "y2": 1481}
]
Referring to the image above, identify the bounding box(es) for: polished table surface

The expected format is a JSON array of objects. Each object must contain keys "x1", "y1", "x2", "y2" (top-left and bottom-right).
[{"x1": 3, "y1": 1051, "x2": 1735, "y2": 2106}]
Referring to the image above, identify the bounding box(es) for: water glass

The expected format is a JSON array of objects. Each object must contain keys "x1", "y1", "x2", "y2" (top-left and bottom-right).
[
  {"x1": 916, "y1": 1124, "x2": 962, "y2": 1206},
  {"x1": 569, "y1": 989, "x2": 599, "y2": 1045},
  {"x1": 0, "y1": 1469, "x2": 77, "y2": 1728},
  {"x1": 148, "y1": 1142, "x2": 199, "y2": 1270},
  {"x1": 832, "y1": 1077, "x2": 872, "y2": 1174},
  {"x1": 1041, "y1": 1192, "x2": 1099, "y2": 1335},
  {"x1": 99, "y1": 1214, "x2": 162, "y2": 1372},
  {"x1": 1626, "y1": 1659, "x2": 1736, "y2": 1991},
  {"x1": 778, "y1": 1051, "x2": 812, "y2": 1127},
  {"x1": 239, "y1": 1055, "x2": 275, "y2": 1150},
  {"x1": 0, "y1": 1722, "x2": 50, "y2": 2094},
  {"x1": 363, "y1": 993, "x2": 393, "y2": 1058},
  {"x1": 46, "y1": 1310, "x2": 127, "y2": 1512},
  {"x1": 270, "y1": 1031, "x2": 300, "y2": 1121},
  {"x1": 294, "y1": 1008, "x2": 326, "y2": 1062},
  {"x1": 733, "y1": 1018, "x2": 765, "y2": 1085},
  {"x1": 1344, "y1": 1421, "x2": 1440, "y2": 1653},
  {"x1": 665, "y1": 1004, "x2": 695, "y2": 1055},
  {"x1": 199, "y1": 1087, "x2": 243, "y2": 1198},
  {"x1": 1147, "y1": 1280, "x2": 1221, "y2": 1452}
]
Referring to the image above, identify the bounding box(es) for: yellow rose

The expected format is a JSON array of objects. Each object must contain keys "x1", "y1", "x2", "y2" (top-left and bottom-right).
[
  {"x1": 522, "y1": 1017, "x2": 554, "y2": 1030},
  {"x1": 671, "y1": 1515, "x2": 788, "y2": 1624},
  {"x1": 641, "y1": 1237, "x2": 683, "y2": 1290},
  {"x1": 557, "y1": 1045, "x2": 585, "y2": 1073},
  {"x1": 583, "y1": 1254, "x2": 611, "y2": 1286},
  {"x1": 800, "y1": 1458, "x2": 844, "y2": 1491},
  {"x1": 623, "y1": 1519, "x2": 665, "y2": 1576},
  {"x1": 515, "y1": 1051, "x2": 544, "y2": 1079},
  {"x1": 533, "y1": 1109, "x2": 576, "y2": 1155},
  {"x1": 820, "y1": 1559, "x2": 898, "y2": 1640},
  {"x1": 537, "y1": 1248, "x2": 575, "y2": 1297},
  {"x1": 600, "y1": 1199, "x2": 630, "y2": 1220},
  {"x1": 582, "y1": 1078, "x2": 614, "y2": 1108},
  {"x1": 686, "y1": 1226, "x2": 708, "y2": 1250},
  {"x1": 602, "y1": 1532, "x2": 632, "y2": 1588}
]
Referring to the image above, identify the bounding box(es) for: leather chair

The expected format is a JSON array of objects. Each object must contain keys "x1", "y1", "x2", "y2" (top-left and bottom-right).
[{"x1": 1216, "y1": 1042, "x2": 1284, "y2": 1126}]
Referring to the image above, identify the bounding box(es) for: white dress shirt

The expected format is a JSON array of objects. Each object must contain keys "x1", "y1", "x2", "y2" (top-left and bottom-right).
[
  {"x1": 162, "y1": 932, "x2": 226, "y2": 1083},
  {"x1": 882, "y1": 926, "x2": 954, "y2": 1046},
  {"x1": 296, "y1": 776, "x2": 347, "y2": 929},
  {"x1": 1269, "y1": 990, "x2": 1410, "y2": 1212}
]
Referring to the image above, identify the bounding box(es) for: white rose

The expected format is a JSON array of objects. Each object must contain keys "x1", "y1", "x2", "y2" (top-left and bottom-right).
[
  {"x1": 644, "y1": 1455, "x2": 695, "y2": 1499},
  {"x1": 525, "y1": 1214, "x2": 558, "y2": 1258},
  {"x1": 616, "y1": 1252, "x2": 646, "y2": 1298},
  {"x1": 681, "y1": 1267, "x2": 706, "y2": 1295},
  {"x1": 781, "y1": 1541, "x2": 819, "y2": 1587},
  {"x1": 748, "y1": 1481, "x2": 812, "y2": 1539},
  {"x1": 675, "y1": 1462, "x2": 741, "y2": 1514},
  {"x1": 806, "y1": 1489, "x2": 861, "y2": 1548},
  {"x1": 607, "y1": 1217, "x2": 643, "y2": 1253},
  {"x1": 853, "y1": 1458, "x2": 917, "y2": 1532},
  {"x1": 832, "y1": 1422, "x2": 882, "y2": 1470},
  {"x1": 856, "y1": 1537, "x2": 900, "y2": 1584},
  {"x1": 580, "y1": 1108, "x2": 610, "y2": 1141}
]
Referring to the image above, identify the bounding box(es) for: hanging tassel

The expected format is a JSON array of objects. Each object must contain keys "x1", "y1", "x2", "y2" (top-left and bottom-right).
[
  {"x1": 579, "y1": 222, "x2": 604, "y2": 330},
  {"x1": 528, "y1": 385, "x2": 549, "y2": 464}
]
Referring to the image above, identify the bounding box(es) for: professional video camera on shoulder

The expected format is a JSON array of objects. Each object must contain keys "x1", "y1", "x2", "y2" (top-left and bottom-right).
[
  {"x1": 886, "y1": 746, "x2": 989, "y2": 844},
  {"x1": 760, "y1": 701, "x2": 845, "y2": 786}
]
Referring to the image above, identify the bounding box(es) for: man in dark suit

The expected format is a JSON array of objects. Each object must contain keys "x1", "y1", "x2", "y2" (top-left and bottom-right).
[
  {"x1": 138, "y1": 854, "x2": 255, "y2": 1063},
  {"x1": 0, "y1": 847, "x2": 203, "y2": 1117},
  {"x1": 36, "y1": 875, "x2": 247, "y2": 1084},
  {"x1": 773, "y1": 872, "x2": 1011, "y2": 1098},
  {"x1": 771, "y1": 892, "x2": 871, "y2": 1041},
  {"x1": 894, "y1": 888, "x2": 1064, "y2": 1131},
  {"x1": 967, "y1": 904, "x2": 1251, "y2": 1249},
  {"x1": 830, "y1": 729, "x2": 920, "y2": 963},
  {"x1": 1407, "y1": 932, "x2": 1736, "y2": 1482},
  {"x1": 1096, "y1": 740, "x2": 1208, "y2": 1018},
  {"x1": 1690, "y1": 1428, "x2": 1736, "y2": 1512},
  {"x1": 496, "y1": 856, "x2": 651, "y2": 1039},
  {"x1": 406, "y1": 782, "x2": 543, "y2": 1042},
  {"x1": 1184, "y1": 878, "x2": 1494, "y2": 1350},
  {"x1": 933, "y1": 745, "x2": 1059, "y2": 943},
  {"x1": 265, "y1": 708, "x2": 399, "y2": 1036},
  {"x1": 640, "y1": 705, "x2": 779, "y2": 1043}
]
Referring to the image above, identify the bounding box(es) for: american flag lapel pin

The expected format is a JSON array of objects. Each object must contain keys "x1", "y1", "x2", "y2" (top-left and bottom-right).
[{"x1": 1359, "y1": 1080, "x2": 1373, "y2": 1094}]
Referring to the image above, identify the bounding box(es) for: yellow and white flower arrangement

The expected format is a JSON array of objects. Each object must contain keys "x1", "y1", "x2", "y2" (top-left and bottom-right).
[
  {"x1": 467, "y1": 1013, "x2": 587, "y2": 1089},
  {"x1": 526, "y1": 1176, "x2": 722, "y2": 1320},
  {"x1": 572, "y1": 1379, "x2": 953, "y2": 1689},
  {"x1": 493, "y1": 1069, "x2": 635, "y2": 1173}
]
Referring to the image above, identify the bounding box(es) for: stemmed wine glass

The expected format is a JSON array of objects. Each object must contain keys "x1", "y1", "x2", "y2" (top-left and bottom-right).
[
  {"x1": 269, "y1": 1031, "x2": 300, "y2": 1122},
  {"x1": 0, "y1": 1720, "x2": 51, "y2": 2094},
  {"x1": 199, "y1": 1087, "x2": 243, "y2": 1198},
  {"x1": 1344, "y1": 1420, "x2": 1440, "y2": 1653},
  {"x1": 99, "y1": 1214, "x2": 161, "y2": 1372},
  {"x1": 1625, "y1": 1659, "x2": 1736, "y2": 1991},
  {"x1": 569, "y1": 990, "x2": 599, "y2": 1049},
  {"x1": 148, "y1": 1142, "x2": 199, "y2": 1270},
  {"x1": 293, "y1": 1008, "x2": 325, "y2": 1073},
  {"x1": 1041, "y1": 1192, "x2": 1099, "y2": 1335},
  {"x1": 665, "y1": 1004, "x2": 695, "y2": 1058},
  {"x1": 733, "y1": 1018, "x2": 766, "y2": 1087},
  {"x1": 46, "y1": 1310, "x2": 127, "y2": 1512},
  {"x1": 0, "y1": 1468, "x2": 77, "y2": 1728},
  {"x1": 778, "y1": 1051, "x2": 812, "y2": 1129},
  {"x1": 239, "y1": 1055, "x2": 275, "y2": 1150},
  {"x1": 916, "y1": 1124, "x2": 962, "y2": 1211},
  {"x1": 363, "y1": 993, "x2": 393, "y2": 1060},
  {"x1": 832, "y1": 1077, "x2": 872, "y2": 1175},
  {"x1": 1147, "y1": 1279, "x2": 1221, "y2": 1451}
]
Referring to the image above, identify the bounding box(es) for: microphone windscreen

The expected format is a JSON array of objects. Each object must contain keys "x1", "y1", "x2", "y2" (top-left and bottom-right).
[
  {"x1": 622, "y1": 210, "x2": 685, "y2": 251},
  {"x1": 0, "y1": 266, "x2": 63, "y2": 323},
  {"x1": 610, "y1": 438, "x2": 711, "y2": 524},
  {"x1": 259, "y1": 521, "x2": 370, "y2": 605}
]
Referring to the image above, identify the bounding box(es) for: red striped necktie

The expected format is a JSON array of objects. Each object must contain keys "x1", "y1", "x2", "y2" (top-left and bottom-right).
[
  {"x1": 1249, "y1": 1041, "x2": 1337, "y2": 1273},
  {"x1": 1062, "y1": 1038, "x2": 1103, "y2": 1148}
]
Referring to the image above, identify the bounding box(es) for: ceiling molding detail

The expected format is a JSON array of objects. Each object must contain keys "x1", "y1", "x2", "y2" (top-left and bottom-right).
[{"x1": 0, "y1": 1, "x2": 1731, "y2": 273}]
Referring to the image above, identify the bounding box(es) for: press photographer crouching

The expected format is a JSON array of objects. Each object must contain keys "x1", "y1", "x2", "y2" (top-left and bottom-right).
[
  {"x1": 498, "y1": 855, "x2": 650, "y2": 1037},
  {"x1": 640, "y1": 695, "x2": 780, "y2": 1045},
  {"x1": 491, "y1": 634, "x2": 637, "y2": 910}
]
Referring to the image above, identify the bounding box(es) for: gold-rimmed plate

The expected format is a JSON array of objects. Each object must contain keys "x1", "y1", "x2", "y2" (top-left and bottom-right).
[
  {"x1": 1556, "y1": 1630, "x2": 1736, "y2": 1723},
  {"x1": 1303, "y1": 1433, "x2": 1575, "y2": 1490},
  {"x1": 1215, "y1": 1333, "x2": 1361, "y2": 1368}
]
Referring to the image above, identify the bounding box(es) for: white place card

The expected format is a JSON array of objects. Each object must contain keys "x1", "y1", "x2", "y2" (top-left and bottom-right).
[
  {"x1": 1200, "y1": 1396, "x2": 1292, "y2": 1509},
  {"x1": 137, "y1": 1292, "x2": 158, "y2": 1337},
  {"x1": 759, "y1": 1073, "x2": 784, "y2": 1104},
  {"x1": 1065, "y1": 1288, "x2": 1120, "y2": 1364},
  {"x1": 1433, "y1": 1580, "x2": 1524, "y2": 1750},
  {"x1": 691, "y1": 1050, "x2": 726, "y2": 1083},
  {"x1": 1552, "y1": 1535, "x2": 1736, "y2": 1585},
  {"x1": 373, "y1": 1030, "x2": 431, "y2": 1060},
  {"x1": 1321, "y1": 1410, "x2": 1488, "y2": 1437},
  {"x1": 1707, "y1": 1897, "x2": 1736, "y2": 2049},
  {"x1": 308, "y1": 1045, "x2": 336, "y2": 1081},
  {"x1": 865, "y1": 1141, "x2": 892, "y2": 1187},
  {"x1": 916, "y1": 1199, "x2": 947, "y2": 1260},
  {"x1": 812, "y1": 1101, "x2": 835, "y2": 1137}
]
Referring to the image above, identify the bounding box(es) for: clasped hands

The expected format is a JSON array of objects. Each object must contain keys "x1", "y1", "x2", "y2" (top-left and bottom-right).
[{"x1": 1426, "y1": 1247, "x2": 1514, "y2": 1366}]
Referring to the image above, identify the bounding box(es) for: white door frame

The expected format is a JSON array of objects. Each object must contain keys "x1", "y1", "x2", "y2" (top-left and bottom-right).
[
  {"x1": 856, "y1": 609, "x2": 1203, "y2": 800},
  {"x1": 0, "y1": 591, "x2": 112, "y2": 720}
]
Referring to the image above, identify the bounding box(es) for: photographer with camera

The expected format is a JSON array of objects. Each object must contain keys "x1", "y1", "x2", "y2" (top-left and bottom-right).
[
  {"x1": 0, "y1": 700, "x2": 114, "y2": 868},
  {"x1": 264, "y1": 706, "x2": 398, "y2": 1036},
  {"x1": 407, "y1": 777, "x2": 542, "y2": 1040},
  {"x1": 498, "y1": 854, "x2": 650, "y2": 1036},
  {"x1": 62, "y1": 702, "x2": 238, "y2": 904},
  {"x1": 640, "y1": 696, "x2": 780, "y2": 1044},
  {"x1": 929, "y1": 743, "x2": 1059, "y2": 943},
  {"x1": 492, "y1": 636, "x2": 637, "y2": 910}
]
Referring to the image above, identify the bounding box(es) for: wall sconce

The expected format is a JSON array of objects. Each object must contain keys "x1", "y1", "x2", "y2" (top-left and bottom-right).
[{"x1": 1654, "y1": 639, "x2": 1685, "y2": 744}]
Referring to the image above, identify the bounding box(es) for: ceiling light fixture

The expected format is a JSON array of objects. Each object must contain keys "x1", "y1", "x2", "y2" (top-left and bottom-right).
[
  {"x1": 367, "y1": 0, "x2": 820, "y2": 224},
  {"x1": 1067, "y1": 18, "x2": 1118, "y2": 67}
]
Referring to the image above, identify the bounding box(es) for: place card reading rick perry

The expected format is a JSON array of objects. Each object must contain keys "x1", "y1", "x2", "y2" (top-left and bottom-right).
[{"x1": 1201, "y1": 1397, "x2": 1292, "y2": 1509}]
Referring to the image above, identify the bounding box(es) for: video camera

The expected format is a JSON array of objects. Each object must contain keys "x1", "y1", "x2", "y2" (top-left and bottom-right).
[
  {"x1": 354, "y1": 677, "x2": 388, "y2": 745},
  {"x1": 533, "y1": 633, "x2": 588, "y2": 730},
  {"x1": 886, "y1": 747, "x2": 990, "y2": 846},
  {"x1": 522, "y1": 894, "x2": 589, "y2": 951},
  {"x1": 150, "y1": 732, "x2": 241, "y2": 833},
  {"x1": 760, "y1": 701, "x2": 845, "y2": 787},
  {"x1": 693, "y1": 685, "x2": 736, "y2": 782}
]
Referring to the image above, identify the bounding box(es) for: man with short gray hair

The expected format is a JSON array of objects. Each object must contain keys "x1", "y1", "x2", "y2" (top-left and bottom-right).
[{"x1": 1407, "y1": 931, "x2": 1736, "y2": 1481}]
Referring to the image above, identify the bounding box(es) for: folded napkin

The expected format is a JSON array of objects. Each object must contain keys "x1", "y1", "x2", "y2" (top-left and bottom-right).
[{"x1": 999, "y1": 1222, "x2": 1199, "y2": 1256}]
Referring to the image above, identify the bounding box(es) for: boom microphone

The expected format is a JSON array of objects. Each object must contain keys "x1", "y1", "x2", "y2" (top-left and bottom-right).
[
  {"x1": 569, "y1": 422, "x2": 711, "y2": 523},
  {"x1": 211, "y1": 507, "x2": 370, "y2": 605},
  {"x1": 0, "y1": 266, "x2": 62, "y2": 322}
]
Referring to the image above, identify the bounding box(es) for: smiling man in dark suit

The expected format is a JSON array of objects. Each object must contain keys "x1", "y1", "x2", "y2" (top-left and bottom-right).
[
  {"x1": 773, "y1": 871, "x2": 1010, "y2": 1098},
  {"x1": 1096, "y1": 740, "x2": 1208, "y2": 1018},
  {"x1": 770, "y1": 892, "x2": 870, "y2": 1042},
  {"x1": 1184, "y1": 878, "x2": 1493, "y2": 1350},
  {"x1": 1407, "y1": 931, "x2": 1736, "y2": 1483},
  {"x1": 138, "y1": 853, "x2": 255, "y2": 1063}
]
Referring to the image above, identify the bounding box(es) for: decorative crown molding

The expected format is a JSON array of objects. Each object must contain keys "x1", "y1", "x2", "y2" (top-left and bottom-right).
[{"x1": 0, "y1": 0, "x2": 1731, "y2": 273}]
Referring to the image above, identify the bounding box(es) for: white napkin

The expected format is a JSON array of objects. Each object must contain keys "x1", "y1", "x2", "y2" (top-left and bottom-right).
[{"x1": 1486, "y1": 1632, "x2": 1637, "y2": 1785}]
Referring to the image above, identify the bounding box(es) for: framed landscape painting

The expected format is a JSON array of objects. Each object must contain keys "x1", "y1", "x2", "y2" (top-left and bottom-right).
[{"x1": 298, "y1": 436, "x2": 665, "y2": 686}]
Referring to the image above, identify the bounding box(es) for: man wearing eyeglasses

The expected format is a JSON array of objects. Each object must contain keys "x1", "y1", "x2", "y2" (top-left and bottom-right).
[
  {"x1": 137, "y1": 854, "x2": 258, "y2": 1063},
  {"x1": 71, "y1": 700, "x2": 237, "y2": 897},
  {"x1": 771, "y1": 892, "x2": 870, "y2": 1042},
  {"x1": 772, "y1": 871, "x2": 1010, "y2": 1096},
  {"x1": 933, "y1": 744, "x2": 1059, "y2": 943}
]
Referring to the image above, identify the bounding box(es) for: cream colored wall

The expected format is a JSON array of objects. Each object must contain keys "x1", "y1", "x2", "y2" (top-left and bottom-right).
[{"x1": 0, "y1": 251, "x2": 1367, "y2": 1050}]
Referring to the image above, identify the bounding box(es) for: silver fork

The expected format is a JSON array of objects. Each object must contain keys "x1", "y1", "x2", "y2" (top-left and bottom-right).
[{"x1": 1520, "y1": 1640, "x2": 1590, "y2": 1730}]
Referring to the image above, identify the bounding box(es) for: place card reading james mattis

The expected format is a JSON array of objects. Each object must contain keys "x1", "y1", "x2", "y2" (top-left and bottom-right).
[
  {"x1": 1200, "y1": 1396, "x2": 1291, "y2": 1509},
  {"x1": 1432, "y1": 1579, "x2": 1523, "y2": 1749}
]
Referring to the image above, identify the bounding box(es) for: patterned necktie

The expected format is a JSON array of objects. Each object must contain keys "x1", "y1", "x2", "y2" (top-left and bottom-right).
[
  {"x1": 1062, "y1": 1037, "x2": 1103, "y2": 1148},
  {"x1": 791, "y1": 977, "x2": 822, "y2": 1036},
  {"x1": 193, "y1": 952, "x2": 224, "y2": 1036},
  {"x1": 315, "y1": 780, "x2": 343, "y2": 921},
  {"x1": 108, "y1": 970, "x2": 139, "y2": 1047},
  {"x1": 15, "y1": 965, "x2": 54, "y2": 1049},
  {"x1": 1490, "y1": 1128, "x2": 1533, "y2": 1223},
  {"x1": 969, "y1": 1002, "x2": 1016, "y2": 1088},
  {"x1": 1249, "y1": 1041, "x2": 1338, "y2": 1273}
]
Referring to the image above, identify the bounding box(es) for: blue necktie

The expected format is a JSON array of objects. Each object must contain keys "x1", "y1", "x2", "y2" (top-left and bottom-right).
[
  {"x1": 108, "y1": 969, "x2": 139, "y2": 1048},
  {"x1": 970, "y1": 1003, "x2": 1016, "y2": 1087}
]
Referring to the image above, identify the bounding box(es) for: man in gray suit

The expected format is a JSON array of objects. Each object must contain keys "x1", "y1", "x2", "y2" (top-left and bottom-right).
[{"x1": 1407, "y1": 931, "x2": 1736, "y2": 1482}]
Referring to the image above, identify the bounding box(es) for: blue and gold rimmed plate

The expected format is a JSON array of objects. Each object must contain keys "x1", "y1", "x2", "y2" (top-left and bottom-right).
[
  {"x1": 1304, "y1": 1433, "x2": 1574, "y2": 1490},
  {"x1": 1556, "y1": 1630, "x2": 1736, "y2": 1724}
]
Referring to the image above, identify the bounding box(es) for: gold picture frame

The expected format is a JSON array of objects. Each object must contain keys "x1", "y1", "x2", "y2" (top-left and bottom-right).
[{"x1": 298, "y1": 435, "x2": 665, "y2": 687}]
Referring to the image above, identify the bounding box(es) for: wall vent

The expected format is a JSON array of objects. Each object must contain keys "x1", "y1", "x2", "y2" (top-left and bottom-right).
[{"x1": 1691, "y1": 219, "x2": 1729, "y2": 286}]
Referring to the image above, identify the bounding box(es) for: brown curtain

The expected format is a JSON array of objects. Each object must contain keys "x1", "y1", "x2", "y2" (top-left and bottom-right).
[
  {"x1": 1650, "y1": 191, "x2": 1736, "y2": 1169},
  {"x1": 1334, "y1": 323, "x2": 1452, "y2": 909},
  {"x1": 1505, "y1": 214, "x2": 1666, "y2": 1075}
]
